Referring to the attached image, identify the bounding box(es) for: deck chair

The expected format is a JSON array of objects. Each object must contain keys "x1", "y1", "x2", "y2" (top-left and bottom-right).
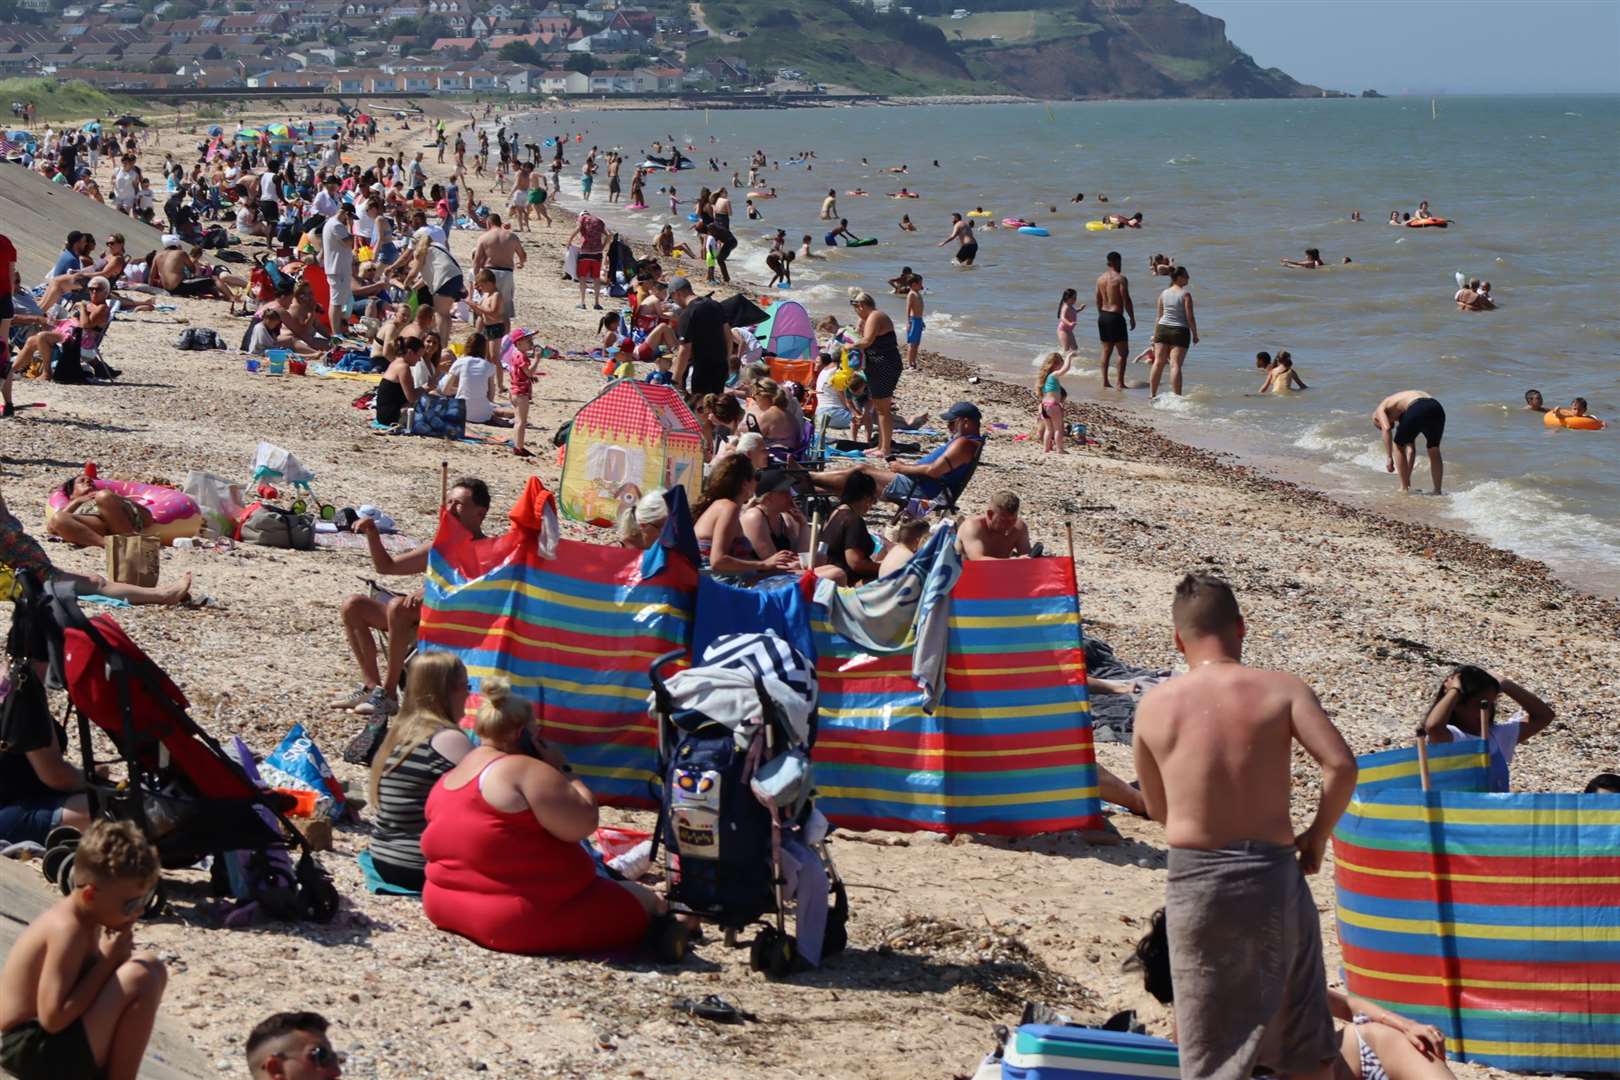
[{"x1": 887, "y1": 437, "x2": 985, "y2": 521}]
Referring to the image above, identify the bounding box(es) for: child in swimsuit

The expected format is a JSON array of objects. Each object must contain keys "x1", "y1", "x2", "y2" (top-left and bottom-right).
[
  {"x1": 1035, "y1": 351, "x2": 1073, "y2": 454},
  {"x1": 503, "y1": 329, "x2": 540, "y2": 458}
]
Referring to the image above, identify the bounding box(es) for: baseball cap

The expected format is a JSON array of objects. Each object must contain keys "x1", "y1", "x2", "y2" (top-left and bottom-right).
[
  {"x1": 755, "y1": 469, "x2": 797, "y2": 496},
  {"x1": 668, "y1": 275, "x2": 693, "y2": 294},
  {"x1": 941, "y1": 402, "x2": 981, "y2": 423}
]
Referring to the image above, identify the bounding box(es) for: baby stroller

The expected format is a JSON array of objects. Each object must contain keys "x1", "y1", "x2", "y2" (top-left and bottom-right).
[
  {"x1": 647, "y1": 632, "x2": 848, "y2": 977},
  {"x1": 4, "y1": 577, "x2": 337, "y2": 921}
]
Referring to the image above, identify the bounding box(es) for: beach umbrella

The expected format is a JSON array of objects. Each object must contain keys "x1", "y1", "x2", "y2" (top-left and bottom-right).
[
  {"x1": 236, "y1": 128, "x2": 261, "y2": 139},
  {"x1": 719, "y1": 293, "x2": 770, "y2": 328},
  {"x1": 267, "y1": 123, "x2": 290, "y2": 137},
  {"x1": 207, "y1": 124, "x2": 223, "y2": 136}
]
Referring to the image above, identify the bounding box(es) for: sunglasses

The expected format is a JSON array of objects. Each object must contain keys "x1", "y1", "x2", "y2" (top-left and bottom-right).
[
  {"x1": 270, "y1": 1044, "x2": 339, "y2": 1069},
  {"x1": 120, "y1": 888, "x2": 154, "y2": 918}
]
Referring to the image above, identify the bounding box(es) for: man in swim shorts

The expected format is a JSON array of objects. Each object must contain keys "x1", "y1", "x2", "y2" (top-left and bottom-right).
[
  {"x1": 904, "y1": 275, "x2": 925, "y2": 369},
  {"x1": 1134, "y1": 575, "x2": 1355, "y2": 1080},
  {"x1": 1373, "y1": 390, "x2": 1445, "y2": 495},
  {"x1": 472, "y1": 214, "x2": 527, "y2": 326},
  {"x1": 1095, "y1": 252, "x2": 1135, "y2": 389}
]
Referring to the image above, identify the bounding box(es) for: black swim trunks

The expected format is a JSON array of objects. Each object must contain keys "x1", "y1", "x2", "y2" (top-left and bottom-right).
[
  {"x1": 1098, "y1": 311, "x2": 1128, "y2": 344},
  {"x1": 955, "y1": 242, "x2": 978, "y2": 265},
  {"x1": 434, "y1": 275, "x2": 467, "y2": 301},
  {"x1": 0, "y1": 293, "x2": 14, "y2": 320},
  {"x1": 1, "y1": 1018, "x2": 98, "y2": 1080},
  {"x1": 1393, "y1": 397, "x2": 1446, "y2": 448}
]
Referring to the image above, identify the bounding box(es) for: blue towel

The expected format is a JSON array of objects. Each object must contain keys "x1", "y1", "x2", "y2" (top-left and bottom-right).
[{"x1": 357, "y1": 849, "x2": 421, "y2": 896}]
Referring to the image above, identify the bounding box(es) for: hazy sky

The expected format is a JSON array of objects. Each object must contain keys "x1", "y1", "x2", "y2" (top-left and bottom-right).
[{"x1": 1194, "y1": 0, "x2": 1620, "y2": 95}]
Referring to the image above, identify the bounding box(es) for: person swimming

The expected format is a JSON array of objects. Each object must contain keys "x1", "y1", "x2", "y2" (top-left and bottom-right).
[
  {"x1": 1258, "y1": 351, "x2": 1308, "y2": 395},
  {"x1": 1524, "y1": 389, "x2": 1546, "y2": 412}
]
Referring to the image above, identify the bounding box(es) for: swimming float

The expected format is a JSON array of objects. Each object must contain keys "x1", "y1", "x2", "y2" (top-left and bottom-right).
[
  {"x1": 1003, "y1": 218, "x2": 1032, "y2": 228},
  {"x1": 845, "y1": 238, "x2": 878, "y2": 248},
  {"x1": 687, "y1": 212, "x2": 699, "y2": 222},
  {"x1": 966, "y1": 211, "x2": 993, "y2": 218},
  {"x1": 1085, "y1": 220, "x2": 1116, "y2": 231},
  {"x1": 46, "y1": 478, "x2": 203, "y2": 544},
  {"x1": 746, "y1": 191, "x2": 775, "y2": 199},
  {"x1": 1406, "y1": 218, "x2": 1449, "y2": 228},
  {"x1": 1544, "y1": 411, "x2": 1605, "y2": 431},
  {"x1": 1018, "y1": 226, "x2": 1050, "y2": 237},
  {"x1": 845, "y1": 191, "x2": 869, "y2": 197},
  {"x1": 888, "y1": 192, "x2": 920, "y2": 199}
]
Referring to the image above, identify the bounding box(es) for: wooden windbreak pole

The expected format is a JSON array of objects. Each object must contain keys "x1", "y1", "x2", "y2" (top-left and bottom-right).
[
  {"x1": 1416, "y1": 734, "x2": 1432, "y2": 793},
  {"x1": 440, "y1": 461, "x2": 449, "y2": 508}
]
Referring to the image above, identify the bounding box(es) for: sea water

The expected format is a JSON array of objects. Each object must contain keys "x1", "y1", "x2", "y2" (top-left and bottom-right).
[{"x1": 516, "y1": 97, "x2": 1620, "y2": 595}]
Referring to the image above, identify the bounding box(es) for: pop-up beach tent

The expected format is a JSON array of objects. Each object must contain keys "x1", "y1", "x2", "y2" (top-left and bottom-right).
[
  {"x1": 558, "y1": 380, "x2": 703, "y2": 527},
  {"x1": 754, "y1": 299, "x2": 815, "y2": 360}
]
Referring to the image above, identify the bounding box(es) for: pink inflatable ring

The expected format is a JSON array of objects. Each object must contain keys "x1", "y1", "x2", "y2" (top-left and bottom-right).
[{"x1": 46, "y1": 478, "x2": 203, "y2": 544}]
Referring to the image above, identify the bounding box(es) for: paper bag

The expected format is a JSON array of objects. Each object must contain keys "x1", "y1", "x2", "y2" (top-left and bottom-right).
[{"x1": 106, "y1": 535, "x2": 160, "y2": 588}]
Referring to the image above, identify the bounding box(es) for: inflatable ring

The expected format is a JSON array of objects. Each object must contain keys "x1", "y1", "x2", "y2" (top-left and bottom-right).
[
  {"x1": 1085, "y1": 220, "x2": 1115, "y2": 231},
  {"x1": 1002, "y1": 218, "x2": 1032, "y2": 228},
  {"x1": 46, "y1": 478, "x2": 203, "y2": 545},
  {"x1": 1018, "y1": 226, "x2": 1050, "y2": 237},
  {"x1": 1544, "y1": 411, "x2": 1605, "y2": 431},
  {"x1": 1406, "y1": 218, "x2": 1449, "y2": 228},
  {"x1": 966, "y1": 211, "x2": 993, "y2": 218}
]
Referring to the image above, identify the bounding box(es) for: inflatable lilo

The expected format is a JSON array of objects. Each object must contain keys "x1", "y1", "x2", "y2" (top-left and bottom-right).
[{"x1": 46, "y1": 468, "x2": 203, "y2": 546}]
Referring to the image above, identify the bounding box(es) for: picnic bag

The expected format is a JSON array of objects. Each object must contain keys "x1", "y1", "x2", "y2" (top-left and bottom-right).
[
  {"x1": 407, "y1": 395, "x2": 466, "y2": 440},
  {"x1": 236, "y1": 502, "x2": 315, "y2": 550},
  {"x1": 106, "y1": 535, "x2": 160, "y2": 588}
]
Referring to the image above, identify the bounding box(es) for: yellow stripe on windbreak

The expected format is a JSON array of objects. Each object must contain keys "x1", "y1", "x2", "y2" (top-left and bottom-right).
[
  {"x1": 817, "y1": 739, "x2": 1093, "y2": 761},
  {"x1": 460, "y1": 663, "x2": 649, "y2": 703},
  {"x1": 1335, "y1": 853, "x2": 1620, "y2": 887},
  {"x1": 1450, "y1": 1037, "x2": 1620, "y2": 1060},
  {"x1": 820, "y1": 784, "x2": 1099, "y2": 808},
  {"x1": 427, "y1": 570, "x2": 691, "y2": 622},
  {"x1": 573, "y1": 763, "x2": 655, "y2": 783},
  {"x1": 1338, "y1": 906, "x2": 1620, "y2": 943},
  {"x1": 1358, "y1": 753, "x2": 1486, "y2": 784},
  {"x1": 951, "y1": 612, "x2": 1079, "y2": 630},
  {"x1": 424, "y1": 618, "x2": 676, "y2": 663},
  {"x1": 1351, "y1": 802, "x2": 1620, "y2": 827},
  {"x1": 1343, "y1": 959, "x2": 1620, "y2": 994},
  {"x1": 816, "y1": 661, "x2": 1082, "y2": 680}
]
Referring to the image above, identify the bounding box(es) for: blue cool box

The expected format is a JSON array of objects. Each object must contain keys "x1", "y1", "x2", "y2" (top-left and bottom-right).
[{"x1": 1001, "y1": 1025, "x2": 1180, "y2": 1080}]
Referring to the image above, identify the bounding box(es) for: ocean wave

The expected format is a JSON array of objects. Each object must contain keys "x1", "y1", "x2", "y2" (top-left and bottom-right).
[{"x1": 1445, "y1": 480, "x2": 1620, "y2": 573}]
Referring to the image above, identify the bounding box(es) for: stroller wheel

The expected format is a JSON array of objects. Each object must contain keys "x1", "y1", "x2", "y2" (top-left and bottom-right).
[
  {"x1": 45, "y1": 826, "x2": 81, "y2": 852},
  {"x1": 766, "y1": 933, "x2": 797, "y2": 979},
  {"x1": 824, "y1": 880, "x2": 850, "y2": 957},
  {"x1": 55, "y1": 852, "x2": 76, "y2": 897},
  {"x1": 41, "y1": 845, "x2": 71, "y2": 888}
]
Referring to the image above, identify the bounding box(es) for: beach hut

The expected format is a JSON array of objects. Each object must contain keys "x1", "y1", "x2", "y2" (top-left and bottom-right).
[
  {"x1": 1334, "y1": 739, "x2": 1620, "y2": 1074},
  {"x1": 754, "y1": 299, "x2": 815, "y2": 360},
  {"x1": 558, "y1": 380, "x2": 703, "y2": 527}
]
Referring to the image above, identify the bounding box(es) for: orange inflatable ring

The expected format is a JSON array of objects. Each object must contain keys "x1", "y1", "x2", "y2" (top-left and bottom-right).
[
  {"x1": 1405, "y1": 218, "x2": 1449, "y2": 228},
  {"x1": 1544, "y1": 411, "x2": 1605, "y2": 431}
]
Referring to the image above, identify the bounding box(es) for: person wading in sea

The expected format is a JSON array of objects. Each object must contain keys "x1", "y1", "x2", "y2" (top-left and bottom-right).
[{"x1": 1095, "y1": 252, "x2": 1135, "y2": 389}]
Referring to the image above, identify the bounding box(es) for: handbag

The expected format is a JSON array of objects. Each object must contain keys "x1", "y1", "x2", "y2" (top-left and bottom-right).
[
  {"x1": 407, "y1": 395, "x2": 466, "y2": 440},
  {"x1": 106, "y1": 535, "x2": 161, "y2": 588}
]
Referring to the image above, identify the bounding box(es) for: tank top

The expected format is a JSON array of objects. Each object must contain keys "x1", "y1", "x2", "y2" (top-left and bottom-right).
[
  {"x1": 370, "y1": 739, "x2": 456, "y2": 871},
  {"x1": 1158, "y1": 285, "x2": 1189, "y2": 328}
]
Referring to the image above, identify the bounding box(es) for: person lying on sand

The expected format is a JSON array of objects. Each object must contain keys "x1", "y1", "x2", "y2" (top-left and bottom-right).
[
  {"x1": 0, "y1": 487, "x2": 192, "y2": 607},
  {"x1": 957, "y1": 492, "x2": 1032, "y2": 559},
  {"x1": 1421, "y1": 665, "x2": 1555, "y2": 790},
  {"x1": 1131, "y1": 907, "x2": 1456, "y2": 1080},
  {"x1": 245, "y1": 1011, "x2": 343, "y2": 1080},
  {"x1": 1133, "y1": 574, "x2": 1356, "y2": 1080}
]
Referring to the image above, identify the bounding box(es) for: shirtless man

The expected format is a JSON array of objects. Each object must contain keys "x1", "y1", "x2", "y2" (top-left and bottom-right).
[
  {"x1": 957, "y1": 491, "x2": 1031, "y2": 559},
  {"x1": 150, "y1": 243, "x2": 227, "y2": 301},
  {"x1": 471, "y1": 214, "x2": 526, "y2": 331},
  {"x1": 1453, "y1": 277, "x2": 1493, "y2": 312},
  {"x1": 1372, "y1": 390, "x2": 1445, "y2": 495},
  {"x1": 937, "y1": 213, "x2": 978, "y2": 266},
  {"x1": 903, "y1": 275, "x2": 926, "y2": 369},
  {"x1": 1095, "y1": 251, "x2": 1136, "y2": 389},
  {"x1": 1134, "y1": 575, "x2": 1356, "y2": 1080}
]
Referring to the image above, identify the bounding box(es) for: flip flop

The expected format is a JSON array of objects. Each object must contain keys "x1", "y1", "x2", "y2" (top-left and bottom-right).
[{"x1": 673, "y1": 995, "x2": 755, "y2": 1025}]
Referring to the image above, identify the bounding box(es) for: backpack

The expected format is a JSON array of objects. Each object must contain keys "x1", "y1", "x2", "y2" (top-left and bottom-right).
[{"x1": 236, "y1": 502, "x2": 315, "y2": 550}]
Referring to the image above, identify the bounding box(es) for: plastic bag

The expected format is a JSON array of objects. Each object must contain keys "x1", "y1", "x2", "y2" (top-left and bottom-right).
[
  {"x1": 563, "y1": 243, "x2": 579, "y2": 279},
  {"x1": 184, "y1": 470, "x2": 245, "y2": 539},
  {"x1": 262, "y1": 724, "x2": 347, "y2": 821}
]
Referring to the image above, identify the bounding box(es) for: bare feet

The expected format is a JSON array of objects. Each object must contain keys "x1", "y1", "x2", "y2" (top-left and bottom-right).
[{"x1": 160, "y1": 572, "x2": 193, "y2": 605}]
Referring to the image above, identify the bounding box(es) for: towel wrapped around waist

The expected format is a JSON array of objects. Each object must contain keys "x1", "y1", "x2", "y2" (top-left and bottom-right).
[{"x1": 1165, "y1": 840, "x2": 1338, "y2": 1080}]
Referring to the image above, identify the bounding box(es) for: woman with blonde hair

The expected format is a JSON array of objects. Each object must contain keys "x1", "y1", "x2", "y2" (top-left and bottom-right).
[
  {"x1": 366, "y1": 651, "x2": 473, "y2": 892},
  {"x1": 743, "y1": 377, "x2": 798, "y2": 458},
  {"x1": 420, "y1": 677, "x2": 664, "y2": 955},
  {"x1": 1035, "y1": 350, "x2": 1073, "y2": 453},
  {"x1": 877, "y1": 515, "x2": 932, "y2": 578}
]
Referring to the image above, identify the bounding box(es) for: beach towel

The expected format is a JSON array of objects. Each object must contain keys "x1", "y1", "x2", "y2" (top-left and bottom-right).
[
  {"x1": 357, "y1": 848, "x2": 421, "y2": 896},
  {"x1": 1084, "y1": 636, "x2": 1172, "y2": 743},
  {"x1": 1166, "y1": 842, "x2": 1337, "y2": 1080}
]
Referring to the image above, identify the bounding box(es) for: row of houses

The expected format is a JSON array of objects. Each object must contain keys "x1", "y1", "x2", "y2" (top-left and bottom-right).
[{"x1": 47, "y1": 62, "x2": 695, "y2": 95}]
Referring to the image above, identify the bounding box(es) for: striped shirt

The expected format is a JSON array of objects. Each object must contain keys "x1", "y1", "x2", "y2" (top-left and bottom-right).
[{"x1": 370, "y1": 740, "x2": 457, "y2": 871}]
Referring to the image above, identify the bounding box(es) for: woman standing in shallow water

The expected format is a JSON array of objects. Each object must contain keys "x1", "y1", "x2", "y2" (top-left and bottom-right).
[{"x1": 1150, "y1": 265, "x2": 1198, "y2": 397}]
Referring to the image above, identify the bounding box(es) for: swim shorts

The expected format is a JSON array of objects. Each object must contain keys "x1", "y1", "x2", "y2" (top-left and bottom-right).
[
  {"x1": 0, "y1": 1017, "x2": 98, "y2": 1080},
  {"x1": 0, "y1": 293, "x2": 13, "y2": 320},
  {"x1": 527, "y1": 188, "x2": 545, "y2": 205},
  {"x1": 434, "y1": 275, "x2": 466, "y2": 301},
  {"x1": 905, "y1": 316, "x2": 925, "y2": 346},
  {"x1": 1098, "y1": 311, "x2": 1128, "y2": 344},
  {"x1": 955, "y1": 242, "x2": 978, "y2": 264},
  {"x1": 0, "y1": 800, "x2": 66, "y2": 847},
  {"x1": 1152, "y1": 324, "x2": 1191, "y2": 349},
  {"x1": 575, "y1": 255, "x2": 602, "y2": 281},
  {"x1": 1393, "y1": 397, "x2": 1446, "y2": 448}
]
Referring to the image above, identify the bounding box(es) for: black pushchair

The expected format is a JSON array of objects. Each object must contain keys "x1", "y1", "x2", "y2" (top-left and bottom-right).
[
  {"x1": 647, "y1": 632, "x2": 848, "y2": 977},
  {"x1": 3, "y1": 577, "x2": 337, "y2": 921}
]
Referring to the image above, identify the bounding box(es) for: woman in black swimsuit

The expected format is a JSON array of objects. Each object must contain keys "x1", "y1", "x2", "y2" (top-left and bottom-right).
[
  {"x1": 376, "y1": 335, "x2": 425, "y2": 427},
  {"x1": 847, "y1": 289, "x2": 903, "y2": 458}
]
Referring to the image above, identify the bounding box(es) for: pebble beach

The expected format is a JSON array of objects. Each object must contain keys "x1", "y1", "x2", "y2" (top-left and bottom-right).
[{"x1": 1, "y1": 101, "x2": 1616, "y2": 1079}]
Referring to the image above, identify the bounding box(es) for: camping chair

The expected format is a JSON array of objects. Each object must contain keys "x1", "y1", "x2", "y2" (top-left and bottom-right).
[
  {"x1": 359, "y1": 577, "x2": 416, "y2": 693},
  {"x1": 886, "y1": 437, "x2": 985, "y2": 522}
]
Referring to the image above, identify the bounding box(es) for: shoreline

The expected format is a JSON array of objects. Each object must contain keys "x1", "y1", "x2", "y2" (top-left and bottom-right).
[{"x1": 1, "y1": 103, "x2": 1615, "y2": 1078}]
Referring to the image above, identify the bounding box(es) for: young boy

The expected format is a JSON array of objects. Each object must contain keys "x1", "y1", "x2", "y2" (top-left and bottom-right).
[
  {"x1": 1133, "y1": 575, "x2": 1356, "y2": 1080},
  {"x1": 0, "y1": 821, "x2": 167, "y2": 1080}
]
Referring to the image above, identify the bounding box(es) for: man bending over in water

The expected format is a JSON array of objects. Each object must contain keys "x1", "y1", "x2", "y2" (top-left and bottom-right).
[
  {"x1": 1095, "y1": 252, "x2": 1135, "y2": 389},
  {"x1": 1134, "y1": 574, "x2": 1356, "y2": 1080},
  {"x1": 1373, "y1": 390, "x2": 1445, "y2": 495}
]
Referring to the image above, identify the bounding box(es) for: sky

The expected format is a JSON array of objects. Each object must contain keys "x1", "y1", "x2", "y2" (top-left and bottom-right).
[{"x1": 1193, "y1": 0, "x2": 1620, "y2": 95}]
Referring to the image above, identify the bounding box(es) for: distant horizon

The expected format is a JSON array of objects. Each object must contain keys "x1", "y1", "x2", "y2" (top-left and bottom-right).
[{"x1": 1195, "y1": 0, "x2": 1620, "y2": 96}]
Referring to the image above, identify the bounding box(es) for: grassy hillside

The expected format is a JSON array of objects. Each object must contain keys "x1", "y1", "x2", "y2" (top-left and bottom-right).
[{"x1": 0, "y1": 78, "x2": 138, "y2": 122}]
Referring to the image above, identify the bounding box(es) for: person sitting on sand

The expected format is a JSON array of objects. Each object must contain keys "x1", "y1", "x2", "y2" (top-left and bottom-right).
[
  {"x1": 618, "y1": 489, "x2": 669, "y2": 551},
  {"x1": 812, "y1": 401, "x2": 983, "y2": 508},
  {"x1": 245, "y1": 308, "x2": 322, "y2": 360},
  {"x1": 47, "y1": 472, "x2": 157, "y2": 550},
  {"x1": 420, "y1": 677, "x2": 666, "y2": 956},
  {"x1": 366, "y1": 652, "x2": 473, "y2": 892},
  {"x1": 1421, "y1": 665, "x2": 1555, "y2": 791},
  {"x1": 0, "y1": 820, "x2": 168, "y2": 1080},
  {"x1": 818, "y1": 471, "x2": 881, "y2": 586},
  {"x1": 1280, "y1": 247, "x2": 1325, "y2": 269},
  {"x1": 10, "y1": 276, "x2": 116, "y2": 383},
  {"x1": 245, "y1": 1011, "x2": 342, "y2": 1080},
  {"x1": 374, "y1": 336, "x2": 425, "y2": 428},
  {"x1": 876, "y1": 515, "x2": 931, "y2": 578},
  {"x1": 693, "y1": 454, "x2": 799, "y2": 583},
  {"x1": 333, "y1": 477, "x2": 491, "y2": 733},
  {"x1": 739, "y1": 469, "x2": 815, "y2": 572},
  {"x1": 1258, "y1": 351, "x2": 1308, "y2": 394},
  {"x1": 958, "y1": 491, "x2": 1032, "y2": 560},
  {"x1": 1547, "y1": 396, "x2": 1604, "y2": 427},
  {"x1": 653, "y1": 224, "x2": 693, "y2": 260},
  {"x1": 1130, "y1": 906, "x2": 1456, "y2": 1080}
]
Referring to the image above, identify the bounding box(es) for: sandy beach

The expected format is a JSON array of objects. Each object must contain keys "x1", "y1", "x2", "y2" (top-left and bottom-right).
[{"x1": 1, "y1": 102, "x2": 1616, "y2": 1079}]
